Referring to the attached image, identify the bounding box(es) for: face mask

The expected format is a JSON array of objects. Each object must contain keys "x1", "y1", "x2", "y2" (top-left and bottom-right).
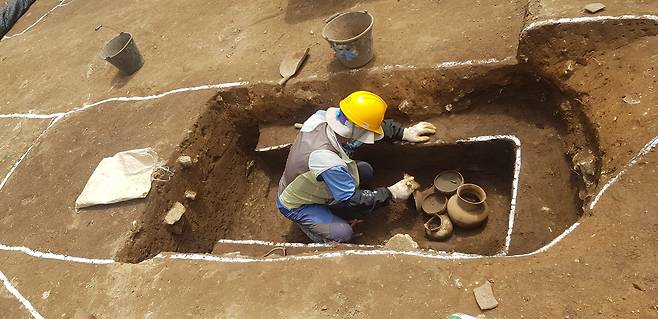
[{"x1": 336, "y1": 109, "x2": 372, "y2": 143}]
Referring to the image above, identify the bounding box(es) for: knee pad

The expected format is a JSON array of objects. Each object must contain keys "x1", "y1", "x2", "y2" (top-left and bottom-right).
[{"x1": 330, "y1": 222, "x2": 353, "y2": 243}]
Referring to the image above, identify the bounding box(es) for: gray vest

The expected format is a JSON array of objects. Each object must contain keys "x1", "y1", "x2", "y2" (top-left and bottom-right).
[{"x1": 278, "y1": 122, "x2": 359, "y2": 209}]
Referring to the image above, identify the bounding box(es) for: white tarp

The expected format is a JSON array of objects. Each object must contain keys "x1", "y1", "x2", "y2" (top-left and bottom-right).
[{"x1": 75, "y1": 148, "x2": 158, "y2": 209}]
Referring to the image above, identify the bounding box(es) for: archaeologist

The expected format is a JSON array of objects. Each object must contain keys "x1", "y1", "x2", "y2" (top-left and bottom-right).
[
  {"x1": 1, "y1": 0, "x2": 36, "y2": 39},
  {"x1": 276, "y1": 91, "x2": 436, "y2": 243}
]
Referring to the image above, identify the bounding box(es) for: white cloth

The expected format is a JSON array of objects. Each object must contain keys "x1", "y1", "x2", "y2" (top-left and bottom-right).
[{"x1": 75, "y1": 148, "x2": 158, "y2": 209}]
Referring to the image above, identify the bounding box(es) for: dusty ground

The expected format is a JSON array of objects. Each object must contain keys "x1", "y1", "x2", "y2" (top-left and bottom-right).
[
  {"x1": 0, "y1": 118, "x2": 50, "y2": 179},
  {"x1": 0, "y1": 0, "x2": 657, "y2": 318}
]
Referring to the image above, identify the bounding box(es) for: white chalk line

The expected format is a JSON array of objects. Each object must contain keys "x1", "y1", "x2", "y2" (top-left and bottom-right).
[
  {"x1": 0, "y1": 244, "x2": 114, "y2": 265},
  {"x1": 216, "y1": 239, "x2": 375, "y2": 248},
  {"x1": 162, "y1": 220, "x2": 580, "y2": 263},
  {"x1": 0, "y1": 216, "x2": 580, "y2": 266},
  {"x1": 0, "y1": 114, "x2": 65, "y2": 191},
  {"x1": 158, "y1": 222, "x2": 578, "y2": 263},
  {"x1": 0, "y1": 120, "x2": 51, "y2": 191},
  {"x1": 67, "y1": 82, "x2": 248, "y2": 115},
  {"x1": 456, "y1": 135, "x2": 522, "y2": 255},
  {"x1": 0, "y1": 113, "x2": 63, "y2": 119},
  {"x1": 435, "y1": 57, "x2": 513, "y2": 69},
  {"x1": 0, "y1": 15, "x2": 641, "y2": 315},
  {"x1": 0, "y1": 82, "x2": 247, "y2": 189},
  {"x1": 259, "y1": 135, "x2": 523, "y2": 256},
  {"x1": 0, "y1": 55, "x2": 515, "y2": 121},
  {"x1": 589, "y1": 135, "x2": 658, "y2": 210},
  {"x1": 523, "y1": 14, "x2": 658, "y2": 34},
  {"x1": 297, "y1": 57, "x2": 515, "y2": 80},
  {"x1": 0, "y1": 269, "x2": 45, "y2": 319},
  {"x1": 509, "y1": 222, "x2": 581, "y2": 258},
  {"x1": 2, "y1": 0, "x2": 74, "y2": 40},
  {"x1": 0, "y1": 81, "x2": 249, "y2": 121},
  {"x1": 156, "y1": 249, "x2": 485, "y2": 263}
]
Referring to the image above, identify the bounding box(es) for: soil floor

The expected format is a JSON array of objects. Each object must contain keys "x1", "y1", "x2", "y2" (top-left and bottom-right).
[
  {"x1": 207, "y1": 93, "x2": 579, "y2": 256},
  {"x1": 0, "y1": 0, "x2": 657, "y2": 318}
]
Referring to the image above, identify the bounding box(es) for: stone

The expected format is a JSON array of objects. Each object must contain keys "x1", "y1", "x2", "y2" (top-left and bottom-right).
[
  {"x1": 622, "y1": 95, "x2": 641, "y2": 105},
  {"x1": 584, "y1": 3, "x2": 605, "y2": 13},
  {"x1": 184, "y1": 190, "x2": 197, "y2": 200},
  {"x1": 572, "y1": 148, "x2": 597, "y2": 187},
  {"x1": 397, "y1": 99, "x2": 412, "y2": 114},
  {"x1": 177, "y1": 155, "x2": 193, "y2": 168},
  {"x1": 164, "y1": 202, "x2": 186, "y2": 225},
  {"x1": 563, "y1": 60, "x2": 575, "y2": 77},
  {"x1": 473, "y1": 281, "x2": 498, "y2": 310},
  {"x1": 632, "y1": 282, "x2": 645, "y2": 291},
  {"x1": 384, "y1": 233, "x2": 419, "y2": 251}
]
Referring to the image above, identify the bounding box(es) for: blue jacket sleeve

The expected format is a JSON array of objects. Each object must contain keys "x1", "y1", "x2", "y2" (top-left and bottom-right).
[
  {"x1": 320, "y1": 166, "x2": 392, "y2": 214},
  {"x1": 319, "y1": 166, "x2": 356, "y2": 202}
]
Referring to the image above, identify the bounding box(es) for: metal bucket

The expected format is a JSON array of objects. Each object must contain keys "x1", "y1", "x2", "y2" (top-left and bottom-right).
[
  {"x1": 100, "y1": 32, "x2": 144, "y2": 75},
  {"x1": 322, "y1": 11, "x2": 374, "y2": 68}
]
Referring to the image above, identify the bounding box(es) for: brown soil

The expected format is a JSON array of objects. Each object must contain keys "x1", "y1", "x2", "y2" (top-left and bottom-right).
[
  {"x1": 0, "y1": 118, "x2": 50, "y2": 178},
  {"x1": 116, "y1": 73, "x2": 593, "y2": 261},
  {"x1": 1, "y1": 0, "x2": 657, "y2": 317}
]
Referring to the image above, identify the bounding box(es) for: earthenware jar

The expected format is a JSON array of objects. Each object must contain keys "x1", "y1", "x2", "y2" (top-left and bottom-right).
[
  {"x1": 421, "y1": 192, "x2": 447, "y2": 215},
  {"x1": 424, "y1": 214, "x2": 453, "y2": 240},
  {"x1": 413, "y1": 186, "x2": 436, "y2": 212},
  {"x1": 434, "y1": 170, "x2": 464, "y2": 195},
  {"x1": 447, "y1": 183, "x2": 488, "y2": 228}
]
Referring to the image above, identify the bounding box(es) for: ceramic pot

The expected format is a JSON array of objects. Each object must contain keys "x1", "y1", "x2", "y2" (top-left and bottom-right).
[
  {"x1": 424, "y1": 214, "x2": 453, "y2": 240},
  {"x1": 421, "y1": 192, "x2": 447, "y2": 215},
  {"x1": 447, "y1": 183, "x2": 488, "y2": 228},
  {"x1": 434, "y1": 170, "x2": 464, "y2": 195},
  {"x1": 413, "y1": 186, "x2": 436, "y2": 212}
]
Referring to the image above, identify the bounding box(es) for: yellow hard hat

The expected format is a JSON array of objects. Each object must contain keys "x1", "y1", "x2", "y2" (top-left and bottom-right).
[{"x1": 338, "y1": 91, "x2": 387, "y2": 135}]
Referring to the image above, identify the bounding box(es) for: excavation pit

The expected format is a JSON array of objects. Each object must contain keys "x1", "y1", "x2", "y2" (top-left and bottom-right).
[
  {"x1": 255, "y1": 138, "x2": 516, "y2": 255},
  {"x1": 117, "y1": 72, "x2": 598, "y2": 263}
]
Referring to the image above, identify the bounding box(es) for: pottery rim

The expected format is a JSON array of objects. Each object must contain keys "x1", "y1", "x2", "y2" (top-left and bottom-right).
[
  {"x1": 434, "y1": 170, "x2": 464, "y2": 194},
  {"x1": 421, "y1": 192, "x2": 447, "y2": 215},
  {"x1": 457, "y1": 183, "x2": 486, "y2": 205}
]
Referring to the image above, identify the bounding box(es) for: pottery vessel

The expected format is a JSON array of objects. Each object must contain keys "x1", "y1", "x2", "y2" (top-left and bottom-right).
[
  {"x1": 434, "y1": 170, "x2": 464, "y2": 195},
  {"x1": 413, "y1": 186, "x2": 436, "y2": 212},
  {"x1": 421, "y1": 192, "x2": 447, "y2": 215},
  {"x1": 447, "y1": 183, "x2": 488, "y2": 228},
  {"x1": 424, "y1": 214, "x2": 453, "y2": 240}
]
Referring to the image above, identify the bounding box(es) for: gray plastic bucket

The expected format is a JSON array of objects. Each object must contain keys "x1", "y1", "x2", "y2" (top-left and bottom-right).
[
  {"x1": 322, "y1": 11, "x2": 374, "y2": 68},
  {"x1": 101, "y1": 32, "x2": 144, "y2": 75}
]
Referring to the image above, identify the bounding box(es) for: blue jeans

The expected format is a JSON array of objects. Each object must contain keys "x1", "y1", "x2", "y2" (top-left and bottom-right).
[
  {"x1": 277, "y1": 161, "x2": 373, "y2": 243},
  {"x1": 277, "y1": 199, "x2": 353, "y2": 243}
]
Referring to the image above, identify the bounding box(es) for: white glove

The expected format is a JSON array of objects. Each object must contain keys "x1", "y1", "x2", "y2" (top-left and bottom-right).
[
  {"x1": 403, "y1": 122, "x2": 437, "y2": 142},
  {"x1": 387, "y1": 174, "x2": 421, "y2": 201}
]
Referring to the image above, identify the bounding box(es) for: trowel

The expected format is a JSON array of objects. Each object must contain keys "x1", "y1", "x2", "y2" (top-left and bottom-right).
[{"x1": 278, "y1": 47, "x2": 309, "y2": 86}]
